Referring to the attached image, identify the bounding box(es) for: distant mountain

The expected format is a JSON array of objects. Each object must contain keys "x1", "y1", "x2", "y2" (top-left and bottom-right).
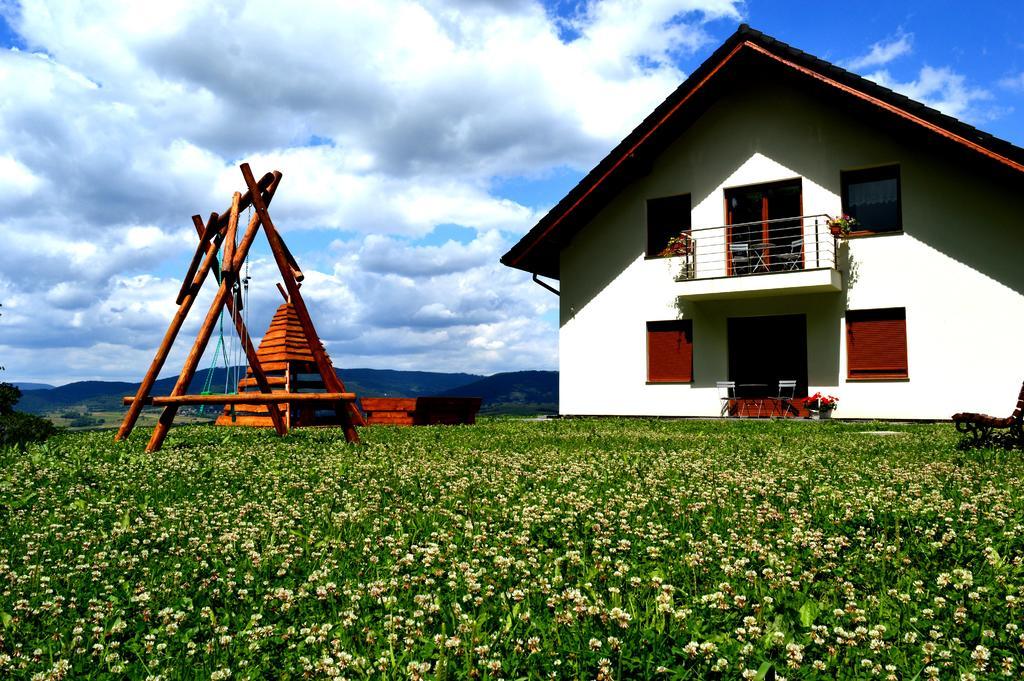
[
  {"x1": 439, "y1": 370, "x2": 558, "y2": 415},
  {"x1": 8, "y1": 381, "x2": 56, "y2": 391},
  {"x1": 15, "y1": 367, "x2": 546, "y2": 415},
  {"x1": 18, "y1": 380, "x2": 160, "y2": 413},
  {"x1": 340, "y1": 368, "x2": 483, "y2": 398}
]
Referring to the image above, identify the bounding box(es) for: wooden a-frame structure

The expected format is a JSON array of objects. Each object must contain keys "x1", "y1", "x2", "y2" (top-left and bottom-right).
[{"x1": 116, "y1": 163, "x2": 364, "y2": 452}]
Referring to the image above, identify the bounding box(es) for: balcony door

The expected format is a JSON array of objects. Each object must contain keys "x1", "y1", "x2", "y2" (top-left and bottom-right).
[{"x1": 726, "y1": 179, "x2": 802, "y2": 274}]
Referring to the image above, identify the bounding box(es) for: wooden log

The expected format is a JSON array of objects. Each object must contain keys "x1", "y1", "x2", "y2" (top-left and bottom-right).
[
  {"x1": 237, "y1": 376, "x2": 288, "y2": 388},
  {"x1": 239, "y1": 163, "x2": 364, "y2": 439},
  {"x1": 176, "y1": 214, "x2": 221, "y2": 305},
  {"x1": 215, "y1": 415, "x2": 278, "y2": 427},
  {"x1": 248, "y1": 361, "x2": 290, "y2": 373},
  {"x1": 276, "y1": 282, "x2": 289, "y2": 302},
  {"x1": 190, "y1": 196, "x2": 284, "y2": 437},
  {"x1": 145, "y1": 174, "x2": 284, "y2": 453},
  {"x1": 209, "y1": 171, "x2": 275, "y2": 232},
  {"x1": 116, "y1": 211, "x2": 226, "y2": 442},
  {"x1": 222, "y1": 192, "x2": 240, "y2": 276},
  {"x1": 125, "y1": 392, "x2": 356, "y2": 405},
  {"x1": 361, "y1": 398, "x2": 417, "y2": 411},
  {"x1": 278, "y1": 236, "x2": 304, "y2": 282}
]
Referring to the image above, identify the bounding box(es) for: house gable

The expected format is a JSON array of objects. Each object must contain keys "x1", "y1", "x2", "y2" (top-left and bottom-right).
[{"x1": 501, "y1": 24, "x2": 1024, "y2": 280}]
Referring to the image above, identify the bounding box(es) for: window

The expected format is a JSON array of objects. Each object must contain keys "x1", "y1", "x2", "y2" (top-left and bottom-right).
[
  {"x1": 846, "y1": 308, "x2": 908, "y2": 380},
  {"x1": 646, "y1": 194, "x2": 691, "y2": 257},
  {"x1": 647, "y1": 320, "x2": 693, "y2": 382},
  {"x1": 841, "y1": 165, "x2": 901, "y2": 234}
]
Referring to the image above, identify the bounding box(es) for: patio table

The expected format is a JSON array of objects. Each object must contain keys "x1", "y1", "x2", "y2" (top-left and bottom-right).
[
  {"x1": 752, "y1": 242, "x2": 774, "y2": 272},
  {"x1": 735, "y1": 383, "x2": 769, "y2": 417}
]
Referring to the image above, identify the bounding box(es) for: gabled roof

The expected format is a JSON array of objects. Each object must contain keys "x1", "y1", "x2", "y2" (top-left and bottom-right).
[{"x1": 501, "y1": 24, "x2": 1024, "y2": 279}]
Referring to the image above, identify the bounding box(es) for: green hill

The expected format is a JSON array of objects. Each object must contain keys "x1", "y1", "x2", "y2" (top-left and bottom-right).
[{"x1": 440, "y1": 370, "x2": 558, "y2": 415}]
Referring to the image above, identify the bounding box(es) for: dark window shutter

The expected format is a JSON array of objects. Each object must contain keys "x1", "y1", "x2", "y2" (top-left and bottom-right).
[
  {"x1": 647, "y1": 320, "x2": 693, "y2": 382},
  {"x1": 846, "y1": 308, "x2": 908, "y2": 379}
]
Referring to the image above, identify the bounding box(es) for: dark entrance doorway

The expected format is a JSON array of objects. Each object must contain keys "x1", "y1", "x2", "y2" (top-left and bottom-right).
[{"x1": 727, "y1": 314, "x2": 808, "y2": 400}]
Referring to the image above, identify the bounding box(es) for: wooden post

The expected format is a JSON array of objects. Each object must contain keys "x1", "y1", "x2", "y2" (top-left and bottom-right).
[
  {"x1": 116, "y1": 218, "x2": 227, "y2": 441},
  {"x1": 212, "y1": 172, "x2": 275, "y2": 230},
  {"x1": 175, "y1": 214, "x2": 219, "y2": 305},
  {"x1": 189, "y1": 205, "x2": 287, "y2": 437},
  {"x1": 239, "y1": 163, "x2": 363, "y2": 441},
  {"x1": 124, "y1": 392, "x2": 355, "y2": 405},
  {"x1": 144, "y1": 175, "x2": 283, "y2": 453},
  {"x1": 222, "y1": 192, "x2": 240, "y2": 276}
]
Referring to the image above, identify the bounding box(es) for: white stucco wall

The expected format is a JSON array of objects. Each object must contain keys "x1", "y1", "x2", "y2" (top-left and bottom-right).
[{"x1": 558, "y1": 79, "x2": 1024, "y2": 419}]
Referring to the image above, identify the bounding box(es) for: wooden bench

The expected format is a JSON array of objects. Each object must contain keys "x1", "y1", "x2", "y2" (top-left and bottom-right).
[
  {"x1": 361, "y1": 397, "x2": 482, "y2": 426},
  {"x1": 952, "y1": 380, "x2": 1024, "y2": 447}
]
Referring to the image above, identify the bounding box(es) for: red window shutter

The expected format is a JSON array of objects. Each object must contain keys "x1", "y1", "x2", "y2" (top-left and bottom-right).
[
  {"x1": 846, "y1": 308, "x2": 908, "y2": 379},
  {"x1": 647, "y1": 320, "x2": 693, "y2": 382}
]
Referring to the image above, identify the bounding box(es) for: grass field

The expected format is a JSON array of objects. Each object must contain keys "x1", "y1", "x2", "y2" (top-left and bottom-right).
[
  {"x1": 42, "y1": 408, "x2": 214, "y2": 431},
  {"x1": 1, "y1": 419, "x2": 1022, "y2": 679}
]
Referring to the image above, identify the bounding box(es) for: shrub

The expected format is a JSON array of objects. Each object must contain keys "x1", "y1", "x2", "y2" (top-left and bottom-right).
[
  {"x1": 0, "y1": 382, "x2": 21, "y2": 415},
  {"x1": 0, "y1": 411, "x2": 58, "y2": 448},
  {"x1": 69, "y1": 415, "x2": 103, "y2": 428}
]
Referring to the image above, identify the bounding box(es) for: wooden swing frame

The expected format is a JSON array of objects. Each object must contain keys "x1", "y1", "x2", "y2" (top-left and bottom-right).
[{"x1": 116, "y1": 163, "x2": 363, "y2": 452}]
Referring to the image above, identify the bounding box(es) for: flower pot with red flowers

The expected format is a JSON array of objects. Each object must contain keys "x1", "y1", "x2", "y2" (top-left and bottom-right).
[
  {"x1": 803, "y1": 392, "x2": 839, "y2": 419},
  {"x1": 660, "y1": 233, "x2": 696, "y2": 280},
  {"x1": 827, "y1": 215, "x2": 858, "y2": 237}
]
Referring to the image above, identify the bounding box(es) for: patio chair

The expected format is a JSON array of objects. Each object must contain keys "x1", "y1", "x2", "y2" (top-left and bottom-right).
[
  {"x1": 952, "y1": 379, "x2": 1024, "y2": 447},
  {"x1": 775, "y1": 238, "x2": 803, "y2": 271},
  {"x1": 777, "y1": 380, "x2": 797, "y2": 418},
  {"x1": 716, "y1": 381, "x2": 736, "y2": 417},
  {"x1": 729, "y1": 243, "x2": 751, "y2": 275}
]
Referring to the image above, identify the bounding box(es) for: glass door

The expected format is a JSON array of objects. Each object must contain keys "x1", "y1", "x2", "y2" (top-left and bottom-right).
[{"x1": 725, "y1": 179, "x2": 802, "y2": 274}]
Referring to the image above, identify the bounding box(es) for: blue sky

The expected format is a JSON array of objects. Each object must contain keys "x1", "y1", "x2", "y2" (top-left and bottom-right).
[{"x1": 0, "y1": 1, "x2": 1021, "y2": 385}]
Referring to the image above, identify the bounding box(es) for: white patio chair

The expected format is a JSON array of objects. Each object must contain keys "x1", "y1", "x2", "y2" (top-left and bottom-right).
[
  {"x1": 716, "y1": 380, "x2": 736, "y2": 417},
  {"x1": 729, "y1": 243, "x2": 751, "y2": 275},
  {"x1": 777, "y1": 380, "x2": 797, "y2": 418},
  {"x1": 775, "y1": 238, "x2": 804, "y2": 271}
]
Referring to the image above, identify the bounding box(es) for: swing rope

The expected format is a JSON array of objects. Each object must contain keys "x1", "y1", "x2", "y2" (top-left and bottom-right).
[{"x1": 198, "y1": 224, "x2": 249, "y2": 417}]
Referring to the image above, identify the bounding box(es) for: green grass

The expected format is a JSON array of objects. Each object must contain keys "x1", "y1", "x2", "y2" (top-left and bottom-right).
[{"x1": 1, "y1": 419, "x2": 1022, "y2": 679}]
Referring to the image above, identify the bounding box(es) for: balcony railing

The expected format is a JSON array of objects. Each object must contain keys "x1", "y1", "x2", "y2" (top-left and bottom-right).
[{"x1": 668, "y1": 214, "x2": 836, "y2": 281}]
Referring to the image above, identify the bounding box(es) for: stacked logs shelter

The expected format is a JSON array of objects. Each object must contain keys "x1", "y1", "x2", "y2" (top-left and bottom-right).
[{"x1": 216, "y1": 300, "x2": 348, "y2": 428}]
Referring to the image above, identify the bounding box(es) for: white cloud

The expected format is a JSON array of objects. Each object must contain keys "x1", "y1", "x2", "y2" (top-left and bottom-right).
[
  {"x1": 844, "y1": 32, "x2": 913, "y2": 71},
  {"x1": 999, "y1": 72, "x2": 1024, "y2": 92},
  {"x1": 866, "y1": 65, "x2": 996, "y2": 122},
  {"x1": 0, "y1": 0, "x2": 743, "y2": 384}
]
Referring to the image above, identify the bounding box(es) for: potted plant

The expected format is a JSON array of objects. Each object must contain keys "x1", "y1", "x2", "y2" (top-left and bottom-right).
[
  {"x1": 659, "y1": 233, "x2": 694, "y2": 280},
  {"x1": 804, "y1": 392, "x2": 839, "y2": 419},
  {"x1": 827, "y1": 214, "x2": 859, "y2": 237}
]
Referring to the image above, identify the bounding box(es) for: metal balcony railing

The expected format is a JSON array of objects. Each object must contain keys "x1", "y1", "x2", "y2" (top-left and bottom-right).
[{"x1": 666, "y1": 214, "x2": 836, "y2": 281}]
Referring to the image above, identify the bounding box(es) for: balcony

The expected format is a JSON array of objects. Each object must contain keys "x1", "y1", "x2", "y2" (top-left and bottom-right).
[{"x1": 667, "y1": 214, "x2": 843, "y2": 300}]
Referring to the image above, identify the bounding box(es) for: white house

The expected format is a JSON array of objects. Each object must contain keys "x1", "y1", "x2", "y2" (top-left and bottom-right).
[{"x1": 501, "y1": 25, "x2": 1024, "y2": 420}]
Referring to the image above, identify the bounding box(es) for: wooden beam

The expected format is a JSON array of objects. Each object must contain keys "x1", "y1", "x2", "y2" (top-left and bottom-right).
[
  {"x1": 239, "y1": 163, "x2": 364, "y2": 440},
  {"x1": 278, "y1": 236, "x2": 304, "y2": 282},
  {"x1": 176, "y1": 213, "x2": 221, "y2": 305},
  {"x1": 210, "y1": 171, "x2": 275, "y2": 231},
  {"x1": 124, "y1": 392, "x2": 355, "y2": 406},
  {"x1": 222, "y1": 192, "x2": 240, "y2": 276},
  {"x1": 116, "y1": 214, "x2": 227, "y2": 442},
  {"x1": 145, "y1": 174, "x2": 283, "y2": 453},
  {"x1": 186, "y1": 189, "x2": 286, "y2": 437}
]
